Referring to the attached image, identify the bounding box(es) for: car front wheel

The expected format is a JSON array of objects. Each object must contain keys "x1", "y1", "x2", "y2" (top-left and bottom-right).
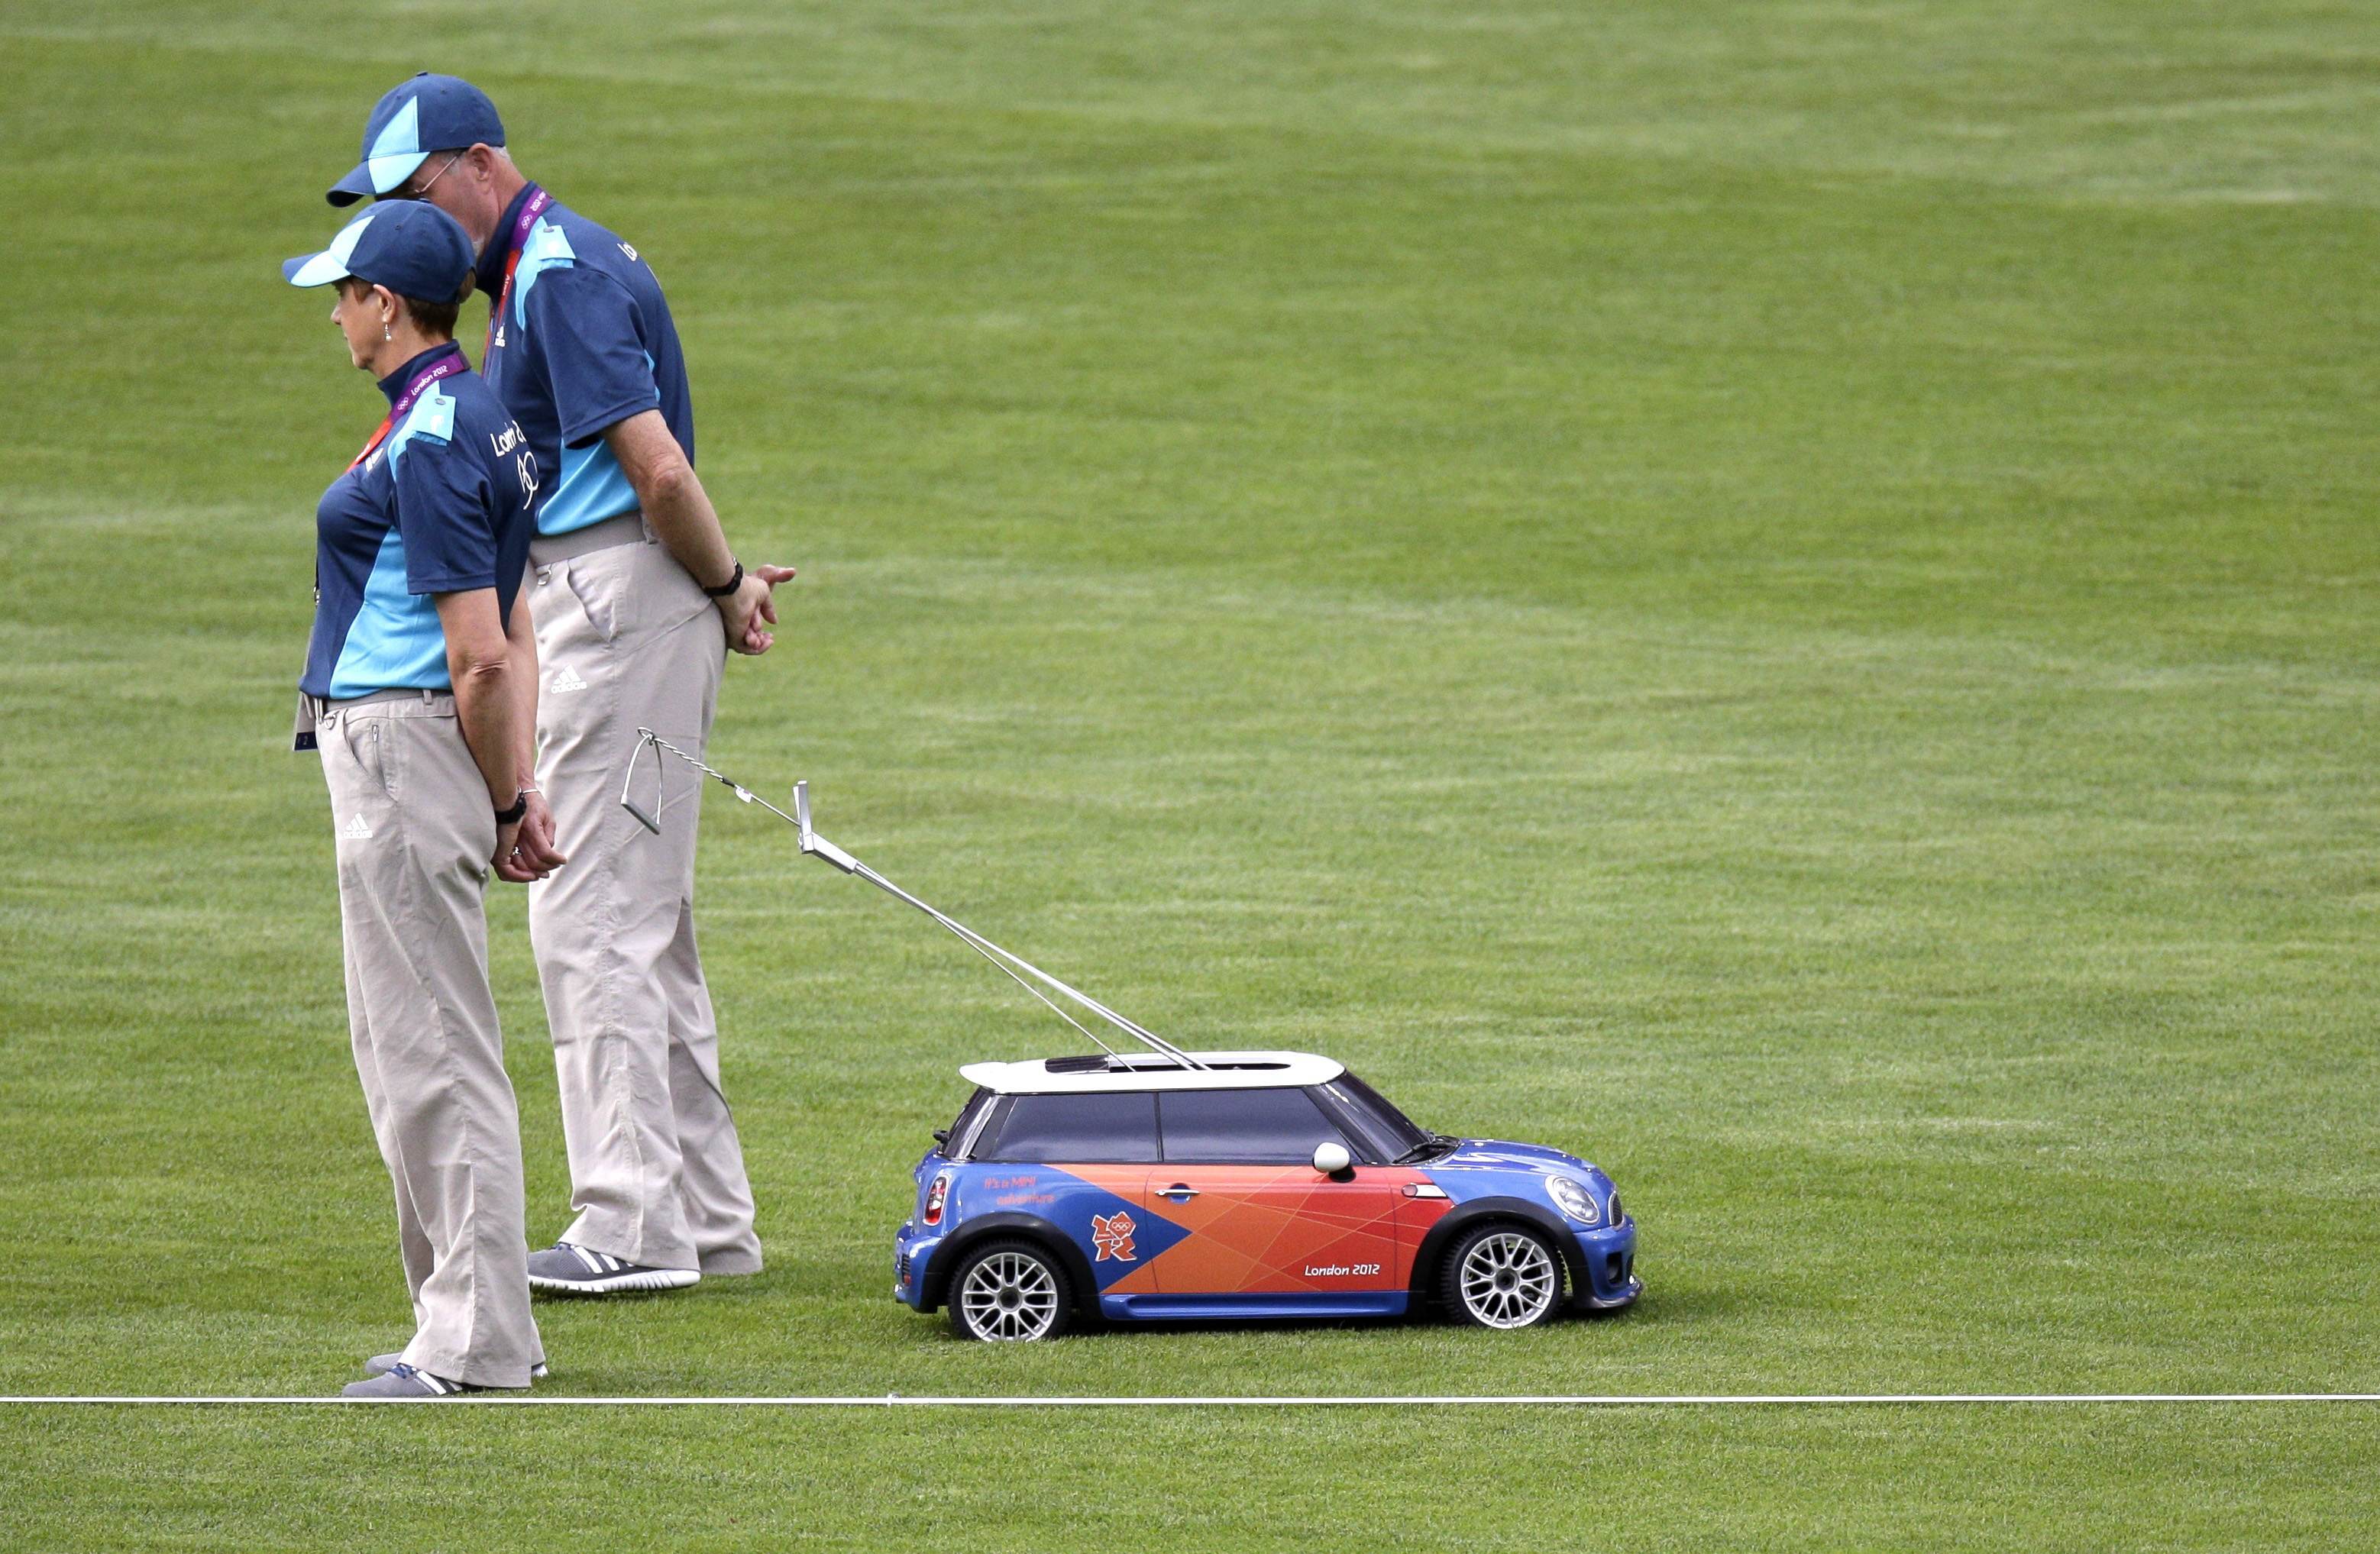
[
  {"x1": 949, "y1": 1239, "x2": 1074, "y2": 1342},
  {"x1": 1441, "y1": 1222, "x2": 1563, "y2": 1329}
]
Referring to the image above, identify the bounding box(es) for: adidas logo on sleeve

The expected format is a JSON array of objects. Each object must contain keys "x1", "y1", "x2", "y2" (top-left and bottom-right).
[{"x1": 341, "y1": 814, "x2": 375, "y2": 840}]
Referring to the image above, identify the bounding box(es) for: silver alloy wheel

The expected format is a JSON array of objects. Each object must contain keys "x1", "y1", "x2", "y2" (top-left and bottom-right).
[
  {"x1": 958, "y1": 1250, "x2": 1062, "y2": 1341},
  {"x1": 1458, "y1": 1230, "x2": 1558, "y2": 1329}
]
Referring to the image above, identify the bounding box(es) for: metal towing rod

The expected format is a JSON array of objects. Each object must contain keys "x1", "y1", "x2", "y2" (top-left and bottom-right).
[{"x1": 619, "y1": 728, "x2": 1207, "y2": 1071}]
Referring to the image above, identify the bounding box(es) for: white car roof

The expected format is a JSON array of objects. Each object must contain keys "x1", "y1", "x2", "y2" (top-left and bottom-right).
[{"x1": 959, "y1": 1050, "x2": 1345, "y2": 1094}]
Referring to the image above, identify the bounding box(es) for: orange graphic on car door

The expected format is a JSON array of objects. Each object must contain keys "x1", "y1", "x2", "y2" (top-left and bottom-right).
[{"x1": 1144, "y1": 1165, "x2": 1422, "y2": 1294}]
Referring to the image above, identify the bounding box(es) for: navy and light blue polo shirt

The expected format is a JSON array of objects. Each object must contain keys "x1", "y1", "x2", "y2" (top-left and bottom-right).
[
  {"x1": 476, "y1": 185, "x2": 694, "y2": 537},
  {"x1": 302, "y1": 343, "x2": 539, "y2": 699}
]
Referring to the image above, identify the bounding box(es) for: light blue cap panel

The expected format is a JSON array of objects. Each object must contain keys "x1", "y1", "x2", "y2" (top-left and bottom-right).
[
  {"x1": 283, "y1": 208, "x2": 381, "y2": 287},
  {"x1": 364, "y1": 95, "x2": 428, "y2": 195}
]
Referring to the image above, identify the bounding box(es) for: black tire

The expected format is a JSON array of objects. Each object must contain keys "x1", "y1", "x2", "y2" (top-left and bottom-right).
[
  {"x1": 1439, "y1": 1221, "x2": 1564, "y2": 1330},
  {"x1": 947, "y1": 1239, "x2": 1075, "y2": 1342}
]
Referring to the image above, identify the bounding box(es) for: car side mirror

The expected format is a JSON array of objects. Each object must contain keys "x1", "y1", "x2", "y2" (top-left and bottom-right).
[
  {"x1": 1311, "y1": 1141, "x2": 1353, "y2": 1178},
  {"x1": 933, "y1": 1129, "x2": 951, "y2": 1147}
]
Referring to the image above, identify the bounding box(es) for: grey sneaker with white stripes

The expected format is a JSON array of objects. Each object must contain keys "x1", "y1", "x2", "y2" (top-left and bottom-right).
[
  {"x1": 341, "y1": 1363, "x2": 480, "y2": 1399},
  {"x1": 367, "y1": 1352, "x2": 547, "y2": 1381},
  {"x1": 526, "y1": 1241, "x2": 701, "y2": 1295}
]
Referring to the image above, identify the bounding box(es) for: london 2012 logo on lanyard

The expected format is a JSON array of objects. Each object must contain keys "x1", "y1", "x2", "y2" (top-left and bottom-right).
[
  {"x1": 486, "y1": 186, "x2": 553, "y2": 359},
  {"x1": 349, "y1": 350, "x2": 467, "y2": 473}
]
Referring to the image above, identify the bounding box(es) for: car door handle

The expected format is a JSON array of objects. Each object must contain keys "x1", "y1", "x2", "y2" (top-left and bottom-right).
[{"x1": 1156, "y1": 1184, "x2": 1199, "y2": 1200}]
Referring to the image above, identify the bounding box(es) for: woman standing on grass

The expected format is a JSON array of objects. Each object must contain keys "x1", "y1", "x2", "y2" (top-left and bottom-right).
[{"x1": 283, "y1": 199, "x2": 564, "y2": 1398}]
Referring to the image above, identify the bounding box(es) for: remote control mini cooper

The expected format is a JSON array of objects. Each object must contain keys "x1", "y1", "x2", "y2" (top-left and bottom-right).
[
  {"x1": 610, "y1": 764, "x2": 1638, "y2": 1342},
  {"x1": 894, "y1": 1051, "x2": 1641, "y2": 1340}
]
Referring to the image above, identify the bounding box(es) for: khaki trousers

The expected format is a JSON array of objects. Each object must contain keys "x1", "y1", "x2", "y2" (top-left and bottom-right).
[
  {"x1": 320, "y1": 691, "x2": 542, "y2": 1389},
  {"x1": 527, "y1": 529, "x2": 762, "y2": 1275}
]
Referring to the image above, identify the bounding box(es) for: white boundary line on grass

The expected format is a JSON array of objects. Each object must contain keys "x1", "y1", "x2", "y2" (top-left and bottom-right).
[{"x1": 2, "y1": 1393, "x2": 2375, "y2": 1407}]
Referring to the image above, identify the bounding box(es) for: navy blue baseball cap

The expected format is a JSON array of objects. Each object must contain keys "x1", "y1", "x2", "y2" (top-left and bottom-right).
[
  {"x1": 283, "y1": 201, "x2": 476, "y2": 302},
  {"x1": 326, "y1": 73, "x2": 504, "y2": 207}
]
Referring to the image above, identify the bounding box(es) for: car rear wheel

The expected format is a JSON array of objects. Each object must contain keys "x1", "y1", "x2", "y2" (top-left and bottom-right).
[
  {"x1": 949, "y1": 1239, "x2": 1073, "y2": 1342},
  {"x1": 1441, "y1": 1223, "x2": 1563, "y2": 1329}
]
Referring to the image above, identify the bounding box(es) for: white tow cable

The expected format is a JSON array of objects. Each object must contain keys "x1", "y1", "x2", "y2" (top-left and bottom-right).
[{"x1": 617, "y1": 729, "x2": 1207, "y2": 1071}]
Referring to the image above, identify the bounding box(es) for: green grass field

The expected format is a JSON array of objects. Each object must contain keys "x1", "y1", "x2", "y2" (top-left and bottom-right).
[{"x1": 3, "y1": 2, "x2": 2378, "y2": 1546}]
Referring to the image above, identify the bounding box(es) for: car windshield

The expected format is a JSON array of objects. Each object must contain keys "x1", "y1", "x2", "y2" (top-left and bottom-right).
[{"x1": 1319, "y1": 1071, "x2": 1441, "y2": 1161}]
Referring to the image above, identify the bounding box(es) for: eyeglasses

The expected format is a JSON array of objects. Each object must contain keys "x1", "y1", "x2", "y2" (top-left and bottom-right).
[{"x1": 386, "y1": 150, "x2": 464, "y2": 202}]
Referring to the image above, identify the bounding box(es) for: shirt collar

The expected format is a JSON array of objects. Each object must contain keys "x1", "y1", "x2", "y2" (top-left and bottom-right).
[
  {"x1": 475, "y1": 182, "x2": 545, "y2": 299},
  {"x1": 377, "y1": 341, "x2": 466, "y2": 408}
]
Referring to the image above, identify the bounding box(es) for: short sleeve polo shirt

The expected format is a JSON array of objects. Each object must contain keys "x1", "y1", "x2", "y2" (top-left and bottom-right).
[
  {"x1": 476, "y1": 185, "x2": 696, "y2": 538},
  {"x1": 302, "y1": 343, "x2": 540, "y2": 699}
]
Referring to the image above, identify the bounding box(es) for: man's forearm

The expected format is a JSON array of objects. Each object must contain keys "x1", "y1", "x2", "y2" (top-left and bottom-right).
[
  {"x1": 638, "y1": 460, "x2": 738, "y2": 593},
  {"x1": 601, "y1": 410, "x2": 785, "y2": 657},
  {"x1": 507, "y1": 593, "x2": 541, "y2": 781}
]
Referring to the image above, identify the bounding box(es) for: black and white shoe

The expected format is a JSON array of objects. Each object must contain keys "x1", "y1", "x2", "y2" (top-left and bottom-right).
[
  {"x1": 340, "y1": 1363, "x2": 481, "y2": 1400},
  {"x1": 526, "y1": 1241, "x2": 700, "y2": 1295},
  {"x1": 367, "y1": 1352, "x2": 546, "y2": 1381}
]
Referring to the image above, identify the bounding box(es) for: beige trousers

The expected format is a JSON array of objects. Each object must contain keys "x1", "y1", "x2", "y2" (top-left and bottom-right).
[
  {"x1": 320, "y1": 690, "x2": 542, "y2": 1389},
  {"x1": 527, "y1": 529, "x2": 762, "y2": 1275}
]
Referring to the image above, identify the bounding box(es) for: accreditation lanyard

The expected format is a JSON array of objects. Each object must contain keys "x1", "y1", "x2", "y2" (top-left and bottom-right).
[
  {"x1": 350, "y1": 347, "x2": 469, "y2": 471},
  {"x1": 319, "y1": 346, "x2": 469, "y2": 611},
  {"x1": 483, "y1": 185, "x2": 553, "y2": 362}
]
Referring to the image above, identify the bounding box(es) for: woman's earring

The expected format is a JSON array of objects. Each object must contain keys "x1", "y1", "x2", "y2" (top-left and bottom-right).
[{"x1": 383, "y1": 318, "x2": 393, "y2": 342}]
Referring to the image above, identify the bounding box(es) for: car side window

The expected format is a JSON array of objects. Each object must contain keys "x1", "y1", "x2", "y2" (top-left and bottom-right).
[
  {"x1": 1158, "y1": 1087, "x2": 1352, "y2": 1164},
  {"x1": 983, "y1": 1093, "x2": 1159, "y2": 1163}
]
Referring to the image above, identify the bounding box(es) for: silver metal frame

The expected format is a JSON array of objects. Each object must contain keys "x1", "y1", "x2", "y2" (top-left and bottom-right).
[{"x1": 619, "y1": 729, "x2": 1207, "y2": 1071}]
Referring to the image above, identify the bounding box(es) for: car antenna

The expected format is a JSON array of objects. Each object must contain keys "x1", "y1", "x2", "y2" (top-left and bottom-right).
[{"x1": 619, "y1": 729, "x2": 1207, "y2": 1071}]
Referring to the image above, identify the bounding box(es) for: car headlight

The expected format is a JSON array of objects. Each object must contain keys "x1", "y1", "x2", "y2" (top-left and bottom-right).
[{"x1": 1547, "y1": 1175, "x2": 1602, "y2": 1226}]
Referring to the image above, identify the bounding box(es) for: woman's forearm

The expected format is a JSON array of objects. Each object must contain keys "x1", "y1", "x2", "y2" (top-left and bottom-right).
[
  {"x1": 453, "y1": 658, "x2": 522, "y2": 808},
  {"x1": 435, "y1": 588, "x2": 523, "y2": 810}
]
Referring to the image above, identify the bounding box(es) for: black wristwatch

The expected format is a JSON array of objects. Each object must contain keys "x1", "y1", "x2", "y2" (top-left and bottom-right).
[
  {"x1": 495, "y1": 791, "x2": 529, "y2": 825},
  {"x1": 703, "y1": 560, "x2": 744, "y2": 598}
]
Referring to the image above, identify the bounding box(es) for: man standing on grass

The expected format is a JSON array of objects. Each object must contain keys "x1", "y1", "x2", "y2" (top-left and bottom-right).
[{"x1": 325, "y1": 73, "x2": 793, "y2": 1296}]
